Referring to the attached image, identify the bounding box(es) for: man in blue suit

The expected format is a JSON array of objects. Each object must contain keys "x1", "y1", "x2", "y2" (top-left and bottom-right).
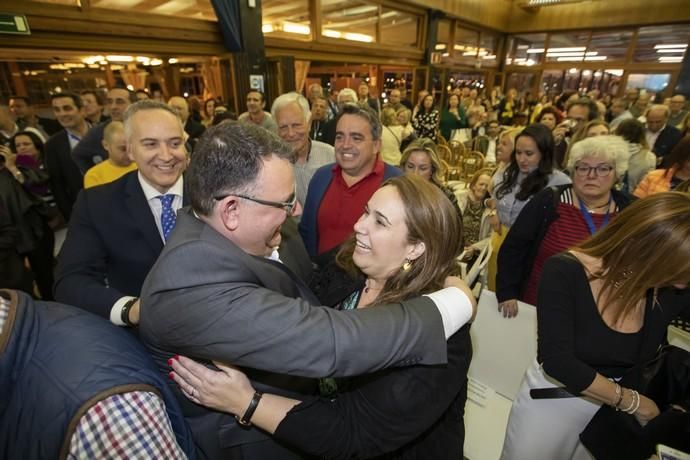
[{"x1": 55, "y1": 100, "x2": 187, "y2": 327}]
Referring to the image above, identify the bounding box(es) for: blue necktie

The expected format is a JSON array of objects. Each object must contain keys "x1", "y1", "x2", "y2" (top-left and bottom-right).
[{"x1": 158, "y1": 194, "x2": 176, "y2": 241}]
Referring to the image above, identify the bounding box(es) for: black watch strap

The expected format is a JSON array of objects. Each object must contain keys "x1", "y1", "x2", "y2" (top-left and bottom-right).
[
  {"x1": 235, "y1": 391, "x2": 263, "y2": 426},
  {"x1": 121, "y1": 297, "x2": 138, "y2": 327}
]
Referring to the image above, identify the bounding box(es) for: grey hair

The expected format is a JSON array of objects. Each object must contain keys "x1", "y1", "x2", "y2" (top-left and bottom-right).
[
  {"x1": 568, "y1": 135, "x2": 629, "y2": 179},
  {"x1": 270, "y1": 92, "x2": 311, "y2": 124},
  {"x1": 123, "y1": 99, "x2": 182, "y2": 140},
  {"x1": 337, "y1": 88, "x2": 358, "y2": 105}
]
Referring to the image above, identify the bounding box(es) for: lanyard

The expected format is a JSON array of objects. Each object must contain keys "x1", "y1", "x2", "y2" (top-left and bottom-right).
[{"x1": 578, "y1": 194, "x2": 612, "y2": 235}]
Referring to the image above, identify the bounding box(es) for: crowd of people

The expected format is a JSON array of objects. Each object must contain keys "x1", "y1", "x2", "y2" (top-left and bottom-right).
[{"x1": 1, "y1": 80, "x2": 689, "y2": 459}]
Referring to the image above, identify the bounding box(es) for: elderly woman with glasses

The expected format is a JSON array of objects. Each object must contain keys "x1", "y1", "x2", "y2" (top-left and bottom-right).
[{"x1": 496, "y1": 135, "x2": 634, "y2": 314}]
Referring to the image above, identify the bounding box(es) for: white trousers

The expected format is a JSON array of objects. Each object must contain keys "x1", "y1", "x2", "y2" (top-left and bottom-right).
[{"x1": 500, "y1": 360, "x2": 601, "y2": 460}]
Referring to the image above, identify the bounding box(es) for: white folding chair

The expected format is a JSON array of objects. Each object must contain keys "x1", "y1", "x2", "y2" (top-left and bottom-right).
[{"x1": 459, "y1": 238, "x2": 492, "y2": 297}]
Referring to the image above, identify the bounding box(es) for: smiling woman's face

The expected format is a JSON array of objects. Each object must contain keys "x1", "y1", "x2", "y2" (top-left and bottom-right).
[{"x1": 352, "y1": 185, "x2": 419, "y2": 281}]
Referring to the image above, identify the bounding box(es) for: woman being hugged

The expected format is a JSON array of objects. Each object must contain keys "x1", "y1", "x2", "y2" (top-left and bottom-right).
[
  {"x1": 496, "y1": 135, "x2": 633, "y2": 314},
  {"x1": 485, "y1": 123, "x2": 571, "y2": 293},
  {"x1": 500, "y1": 192, "x2": 690, "y2": 460},
  {"x1": 171, "y1": 175, "x2": 476, "y2": 460}
]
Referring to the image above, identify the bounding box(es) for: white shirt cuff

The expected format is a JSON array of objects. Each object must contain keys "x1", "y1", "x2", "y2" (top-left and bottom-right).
[
  {"x1": 110, "y1": 296, "x2": 137, "y2": 326},
  {"x1": 425, "y1": 287, "x2": 473, "y2": 339}
]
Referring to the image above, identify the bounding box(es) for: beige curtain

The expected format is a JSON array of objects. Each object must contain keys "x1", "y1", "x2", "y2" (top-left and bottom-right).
[
  {"x1": 201, "y1": 58, "x2": 223, "y2": 100},
  {"x1": 119, "y1": 64, "x2": 148, "y2": 90},
  {"x1": 295, "y1": 60, "x2": 311, "y2": 94}
]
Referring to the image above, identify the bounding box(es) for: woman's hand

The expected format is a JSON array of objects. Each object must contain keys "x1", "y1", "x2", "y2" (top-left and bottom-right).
[
  {"x1": 489, "y1": 213, "x2": 501, "y2": 234},
  {"x1": 634, "y1": 393, "x2": 660, "y2": 426},
  {"x1": 0, "y1": 145, "x2": 17, "y2": 169},
  {"x1": 169, "y1": 356, "x2": 255, "y2": 415},
  {"x1": 498, "y1": 299, "x2": 519, "y2": 318}
]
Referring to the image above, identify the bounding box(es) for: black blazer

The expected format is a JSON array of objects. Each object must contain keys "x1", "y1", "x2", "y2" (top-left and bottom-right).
[
  {"x1": 54, "y1": 171, "x2": 173, "y2": 318},
  {"x1": 654, "y1": 125, "x2": 683, "y2": 160},
  {"x1": 44, "y1": 130, "x2": 83, "y2": 221}
]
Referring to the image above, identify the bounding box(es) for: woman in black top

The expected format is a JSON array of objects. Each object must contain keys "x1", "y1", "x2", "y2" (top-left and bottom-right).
[
  {"x1": 500, "y1": 192, "x2": 690, "y2": 460},
  {"x1": 171, "y1": 175, "x2": 476, "y2": 460}
]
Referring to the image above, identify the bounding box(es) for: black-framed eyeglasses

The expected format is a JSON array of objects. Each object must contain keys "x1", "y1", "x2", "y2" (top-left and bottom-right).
[
  {"x1": 214, "y1": 190, "x2": 298, "y2": 214},
  {"x1": 573, "y1": 164, "x2": 614, "y2": 177}
]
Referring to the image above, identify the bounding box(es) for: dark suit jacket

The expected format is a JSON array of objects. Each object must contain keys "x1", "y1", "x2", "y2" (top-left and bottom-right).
[
  {"x1": 72, "y1": 122, "x2": 108, "y2": 174},
  {"x1": 44, "y1": 130, "x2": 83, "y2": 221},
  {"x1": 139, "y1": 208, "x2": 449, "y2": 458},
  {"x1": 309, "y1": 119, "x2": 335, "y2": 146},
  {"x1": 653, "y1": 125, "x2": 683, "y2": 161},
  {"x1": 37, "y1": 116, "x2": 62, "y2": 137},
  {"x1": 54, "y1": 171, "x2": 170, "y2": 318},
  {"x1": 184, "y1": 118, "x2": 206, "y2": 141}
]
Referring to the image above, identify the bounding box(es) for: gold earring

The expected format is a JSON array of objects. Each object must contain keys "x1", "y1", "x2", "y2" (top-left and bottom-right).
[{"x1": 402, "y1": 258, "x2": 412, "y2": 271}]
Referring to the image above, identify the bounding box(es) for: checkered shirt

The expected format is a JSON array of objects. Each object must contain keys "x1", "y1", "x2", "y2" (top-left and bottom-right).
[
  {"x1": 0, "y1": 296, "x2": 185, "y2": 459},
  {"x1": 68, "y1": 391, "x2": 187, "y2": 459}
]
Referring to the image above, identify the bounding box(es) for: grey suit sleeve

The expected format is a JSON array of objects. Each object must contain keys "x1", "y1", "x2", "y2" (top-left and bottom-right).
[{"x1": 140, "y1": 241, "x2": 448, "y2": 378}]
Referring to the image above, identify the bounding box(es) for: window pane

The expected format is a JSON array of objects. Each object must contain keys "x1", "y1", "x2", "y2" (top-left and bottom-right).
[
  {"x1": 27, "y1": 0, "x2": 78, "y2": 5},
  {"x1": 540, "y1": 69, "x2": 564, "y2": 96},
  {"x1": 545, "y1": 31, "x2": 590, "y2": 63},
  {"x1": 479, "y1": 31, "x2": 499, "y2": 68},
  {"x1": 506, "y1": 33, "x2": 546, "y2": 67},
  {"x1": 634, "y1": 24, "x2": 690, "y2": 64},
  {"x1": 506, "y1": 72, "x2": 535, "y2": 94},
  {"x1": 90, "y1": 0, "x2": 217, "y2": 21},
  {"x1": 380, "y1": 8, "x2": 419, "y2": 48},
  {"x1": 626, "y1": 73, "x2": 671, "y2": 93},
  {"x1": 587, "y1": 30, "x2": 632, "y2": 62},
  {"x1": 454, "y1": 25, "x2": 479, "y2": 66},
  {"x1": 321, "y1": 0, "x2": 377, "y2": 44},
  {"x1": 262, "y1": 0, "x2": 311, "y2": 40},
  {"x1": 435, "y1": 19, "x2": 452, "y2": 59}
]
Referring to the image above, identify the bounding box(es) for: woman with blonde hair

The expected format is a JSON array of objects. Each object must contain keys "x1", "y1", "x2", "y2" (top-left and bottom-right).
[
  {"x1": 459, "y1": 168, "x2": 494, "y2": 250},
  {"x1": 494, "y1": 127, "x2": 522, "y2": 171},
  {"x1": 501, "y1": 192, "x2": 690, "y2": 459},
  {"x1": 399, "y1": 138, "x2": 461, "y2": 216},
  {"x1": 380, "y1": 107, "x2": 413, "y2": 166}
]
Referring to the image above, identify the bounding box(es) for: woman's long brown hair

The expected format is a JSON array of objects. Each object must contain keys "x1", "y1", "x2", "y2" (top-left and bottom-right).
[{"x1": 575, "y1": 192, "x2": 690, "y2": 323}]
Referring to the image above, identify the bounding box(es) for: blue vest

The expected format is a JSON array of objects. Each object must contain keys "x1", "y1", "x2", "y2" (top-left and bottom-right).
[{"x1": 0, "y1": 290, "x2": 197, "y2": 459}]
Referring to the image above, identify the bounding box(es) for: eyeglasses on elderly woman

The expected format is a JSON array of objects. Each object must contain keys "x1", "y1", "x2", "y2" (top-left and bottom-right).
[{"x1": 573, "y1": 163, "x2": 615, "y2": 177}]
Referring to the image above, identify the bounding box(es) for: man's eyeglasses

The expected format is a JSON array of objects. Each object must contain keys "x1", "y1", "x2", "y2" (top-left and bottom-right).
[
  {"x1": 573, "y1": 164, "x2": 614, "y2": 177},
  {"x1": 214, "y1": 191, "x2": 298, "y2": 214}
]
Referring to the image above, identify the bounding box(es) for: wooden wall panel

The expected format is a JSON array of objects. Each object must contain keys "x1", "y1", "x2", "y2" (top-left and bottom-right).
[
  {"x1": 403, "y1": 0, "x2": 690, "y2": 33},
  {"x1": 507, "y1": 0, "x2": 690, "y2": 33},
  {"x1": 0, "y1": 0, "x2": 225, "y2": 56}
]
